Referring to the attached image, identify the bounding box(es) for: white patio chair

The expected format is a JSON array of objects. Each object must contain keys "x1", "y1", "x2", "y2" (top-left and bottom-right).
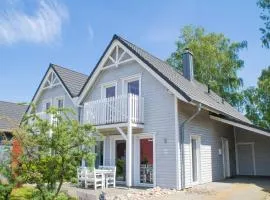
[
  {"x1": 77, "y1": 167, "x2": 87, "y2": 187},
  {"x1": 99, "y1": 165, "x2": 116, "y2": 188},
  {"x1": 85, "y1": 168, "x2": 104, "y2": 190}
]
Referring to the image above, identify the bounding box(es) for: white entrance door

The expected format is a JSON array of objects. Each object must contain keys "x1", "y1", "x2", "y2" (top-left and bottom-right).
[
  {"x1": 222, "y1": 138, "x2": 230, "y2": 178},
  {"x1": 237, "y1": 143, "x2": 256, "y2": 175}
]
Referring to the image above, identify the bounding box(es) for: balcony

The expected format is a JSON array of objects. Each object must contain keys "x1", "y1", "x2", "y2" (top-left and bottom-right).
[{"x1": 83, "y1": 94, "x2": 144, "y2": 127}]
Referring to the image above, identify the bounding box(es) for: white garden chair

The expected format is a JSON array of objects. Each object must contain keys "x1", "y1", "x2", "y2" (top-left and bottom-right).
[
  {"x1": 85, "y1": 168, "x2": 104, "y2": 190},
  {"x1": 99, "y1": 165, "x2": 116, "y2": 188}
]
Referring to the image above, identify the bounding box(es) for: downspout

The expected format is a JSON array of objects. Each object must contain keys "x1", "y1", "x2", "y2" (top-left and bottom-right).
[{"x1": 180, "y1": 103, "x2": 201, "y2": 189}]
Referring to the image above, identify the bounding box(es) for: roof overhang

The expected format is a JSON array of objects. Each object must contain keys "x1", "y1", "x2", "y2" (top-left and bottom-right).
[{"x1": 210, "y1": 114, "x2": 270, "y2": 137}]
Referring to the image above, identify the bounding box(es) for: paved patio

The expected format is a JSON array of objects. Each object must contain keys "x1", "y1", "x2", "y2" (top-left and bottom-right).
[{"x1": 63, "y1": 176, "x2": 270, "y2": 200}]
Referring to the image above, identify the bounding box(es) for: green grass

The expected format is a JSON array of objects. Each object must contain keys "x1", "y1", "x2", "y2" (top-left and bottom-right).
[
  {"x1": 10, "y1": 186, "x2": 36, "y2": 200},
  {"x1": 10, "y1": 186, "x2": 77, "y2": 200}
]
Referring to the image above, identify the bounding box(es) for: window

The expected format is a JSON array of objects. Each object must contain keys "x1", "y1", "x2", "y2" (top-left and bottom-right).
[
  {"x1": 122, "y1": 74, "x2": 141, "y2": 96},
  {"x1": 128, "y1": 80, "x2": 140, "y2": 95},
  {"x1": 43, "y1": 99, "x2": 52, "y2": 112},
  {"x1": 101, "y1": 81, "x2": 117, "y2": 99},
  {"x1": 56, "y1": 98, "x2": 64, "y2": 109},
  {"x1": 105, "y1": 86, "x2": 116, "y2": 98}
]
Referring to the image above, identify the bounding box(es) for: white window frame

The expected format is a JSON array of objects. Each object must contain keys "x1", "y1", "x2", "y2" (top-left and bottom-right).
[
  {"x1": 134, "y1": 133, "x2": 156, "y2": 187},
  {"x1": 42, "y1": 99, "x2": 53, "y2": 112},
  {"x1": 54, "y1": 96, "x2": 65, "y2": 108},
  {"x1": 101, "y1": 81, "x2": 118, "y2": 99},
  {"x1": 221, "y1": 137, "x2": 231, "y2": 178},
  {"x1": 121, "y1": 73, "x2": 142, "y2": 96},
  {"x1": 190, "y1": 135, "x2": 201, "y2": 185}
]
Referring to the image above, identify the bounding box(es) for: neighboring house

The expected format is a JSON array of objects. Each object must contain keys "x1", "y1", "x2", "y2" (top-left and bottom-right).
[
  {"x1": 27, "y1": 35, "x2": 270, "y2": 190},
  {"x1": 0, "y1": 101, "x2": 27, "y2": 163},
  {"x1": 26, "y1": 63, "x2": 88, "y2": 120}
]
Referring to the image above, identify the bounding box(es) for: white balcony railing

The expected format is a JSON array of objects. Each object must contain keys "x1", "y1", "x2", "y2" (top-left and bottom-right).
[{"x1": 84, "y1": 94, "x2": 144, "y2": 126}]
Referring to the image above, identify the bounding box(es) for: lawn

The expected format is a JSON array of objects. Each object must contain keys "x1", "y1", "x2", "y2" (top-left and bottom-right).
[{"x1": 10, "y1": 186, "x2": 35, "y2": 200}]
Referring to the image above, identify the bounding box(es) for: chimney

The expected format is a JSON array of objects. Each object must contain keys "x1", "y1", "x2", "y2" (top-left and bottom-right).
[{"x1": 182, "y1": 48, "x2": 194, "y2": 81}]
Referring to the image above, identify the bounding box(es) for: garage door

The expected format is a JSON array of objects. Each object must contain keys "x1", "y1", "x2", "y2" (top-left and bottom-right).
[{"x1": 237, "y1": 144, "x2": 255, "y2": 175}]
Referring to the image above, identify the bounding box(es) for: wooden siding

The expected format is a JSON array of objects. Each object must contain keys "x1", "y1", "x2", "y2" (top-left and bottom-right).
[
  {"x1": 82, "y1": 61, "x2": 177, "y2": 188},
  {"x1": 178, "y1": 101, "x2": 236, "y2": 188}
]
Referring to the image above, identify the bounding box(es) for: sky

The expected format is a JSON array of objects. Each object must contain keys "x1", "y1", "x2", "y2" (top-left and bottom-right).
[{"x1": 0, "y1": 0, "x2": 269, "y2": 103}]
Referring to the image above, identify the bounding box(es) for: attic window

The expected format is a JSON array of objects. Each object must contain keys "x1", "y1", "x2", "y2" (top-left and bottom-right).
[
  {"x1": 43, "y1": 71, "x2": 60, "y2": 89},
  {"x1": 103, "y1": 45, "x2": 133, "y2": 69}
]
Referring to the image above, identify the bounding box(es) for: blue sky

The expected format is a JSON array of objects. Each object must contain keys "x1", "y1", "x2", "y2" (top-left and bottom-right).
[{"x1": 0, "y1": 0, "x2": 269, "y2": 103}]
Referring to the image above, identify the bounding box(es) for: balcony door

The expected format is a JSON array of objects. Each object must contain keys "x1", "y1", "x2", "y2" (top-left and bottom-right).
[
  {"x1": 115, "y1": 140, "x2": 126, "y2": 182},
  {"x1": 123, "y1": 75, "x2": 141, "y2": 96},
  {"x1": 102, "y1": 82, "x2": 117, "y2": 124}
]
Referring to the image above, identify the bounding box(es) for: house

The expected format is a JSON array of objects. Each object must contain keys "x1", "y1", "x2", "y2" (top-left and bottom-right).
[
  {"x1": 0, "y1": 101, "x2": 28, "y2": 164},
  {"x1": 28, "y1": 35, "x2": 270, "y2": 190}
]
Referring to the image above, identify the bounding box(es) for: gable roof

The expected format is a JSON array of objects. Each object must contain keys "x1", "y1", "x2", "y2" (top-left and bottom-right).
[
  {"x1": 79, "y1": 35, "x2": 251, "y2": 124},
  {"x1": 51, "y1": 64, "x2": 88, "y2": 97},
  {"x1": 0, "y1": 101, "x2": 28, "y2": 132},
  {"x1": 26, "y1": 64, "x2": 88, "y2": 114}
]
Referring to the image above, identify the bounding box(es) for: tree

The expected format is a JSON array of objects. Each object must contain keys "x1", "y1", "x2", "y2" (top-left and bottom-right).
[
  {"x1": 167, "y1": 25, "x2": 247, "y2": 108},
  {"x1": 0, "y1": 138, "x2": 14, "y2": 200},
  {"x1": 14, "y1": 107, "x2": 99, "y2": 200},
  {"x1": 257, "y1": 0, "x2": 270, "y2": 48},
  {"x1": 243, "y1": 66, "x2": 270, "y2": 129}
]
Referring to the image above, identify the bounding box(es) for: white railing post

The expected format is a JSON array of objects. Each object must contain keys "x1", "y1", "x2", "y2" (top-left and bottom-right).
[
  {"x1": 83, "y1": 95, "x2": 144, "y2": 126},
  {"x1": 126, "y1": 94, "x2": 133, "y2": 187}
]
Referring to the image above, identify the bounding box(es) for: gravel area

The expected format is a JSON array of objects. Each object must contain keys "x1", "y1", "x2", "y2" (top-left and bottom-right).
[{"x1": 63, "y1": 177, "x2": 270, "y2": 200}]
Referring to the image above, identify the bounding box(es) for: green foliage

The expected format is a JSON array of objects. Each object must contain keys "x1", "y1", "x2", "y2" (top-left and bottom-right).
[
  {"x1": 167, "y1": 25, "x2": 247, "y2": 108},
  {"x1": 10, "y1": 186, "x2": 75, "y2": 200},
  {"x1": 10, "y1": 186, "x2": 36, "y2": 200},
  {"x1": 14, "y1": 107, "x2": 99, "y2": 200},
  {"x1": 0, "y1": 137, "x2": 15, "y2": 200},
  {"x1": 257, "y1": 0, "x2": 270, "y2": 48},
  {"x1": 243, "y1": 66, "x2": 270, "y2": 129}
]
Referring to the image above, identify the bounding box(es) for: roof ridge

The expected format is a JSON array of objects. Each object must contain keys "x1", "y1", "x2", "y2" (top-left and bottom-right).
[{"x1": 51, "y1": 63, "x2": 88, "y2": 77}]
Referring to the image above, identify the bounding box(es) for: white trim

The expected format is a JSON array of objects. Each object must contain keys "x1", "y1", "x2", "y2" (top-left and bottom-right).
[
  {"x1": 95, "y1": 123, "x2": 144, "y2": 130},
  {"x1": 134, "y1": 133, "x2": 156, "y2": 187},
  {"x1": 116, "y1": 127, "x2": 127, "y2": 140},
  {"x1": 121, "y1": 73, "x2": 142, "y2": 96},
  {"x1": 54, "y1": 96, "x2": 65, "y2": 108},
  {"x1": 174, "y1": 96, "x2": 180, "y2": 189},
  {"x1": 42, "y1": 98, "x2": 53, "y2": 112},
  {"x1": 103, "y1": 138, "x2": 106, "y2": 166},
  {"x1": 236, "y1": 142, "x2": 256, "y2": 176},
  {"x1": 189, "y1": 135, "x2": 201, "y2": 185},
  {"x1": 77, "y1": 40, "x2": 189, "y2": 104},
  {"x1": 221, "y1": 137, "x2": 230, "y2": 178},
  {"x1": 110, "y1": 135, "x2": 127, "y2": 185},
  {"x1": 101, "y1": 80, "x2": 118, "y2": 99},
  {"x1": 234, "y1": 127, "x2": 239, "y2": 175},
  {"x1": 210, "y1": 115, "x2": 270, "y2": 137},
  {"x1": 28, "y1": 68, "x2": 76, "y2": 114}
]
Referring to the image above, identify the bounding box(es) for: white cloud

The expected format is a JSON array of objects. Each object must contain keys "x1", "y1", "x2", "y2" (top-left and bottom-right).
[{"x1": 0, "y1": 0, "x2": 68, "y2": 45}]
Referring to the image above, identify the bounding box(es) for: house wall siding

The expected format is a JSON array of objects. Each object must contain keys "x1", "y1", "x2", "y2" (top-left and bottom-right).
[
  {"x1": 235, "y1": 128, "x2": 270, "y2": 176},
  {"x1": 35, "y1": 85, "x2": 78, "y2": 119},
  {"x1": 82, "y1": 61, "x2": 177, "y2": 188},
  {"x1": 178, "y1": 101, "x2": 236, "y2": 188}
]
